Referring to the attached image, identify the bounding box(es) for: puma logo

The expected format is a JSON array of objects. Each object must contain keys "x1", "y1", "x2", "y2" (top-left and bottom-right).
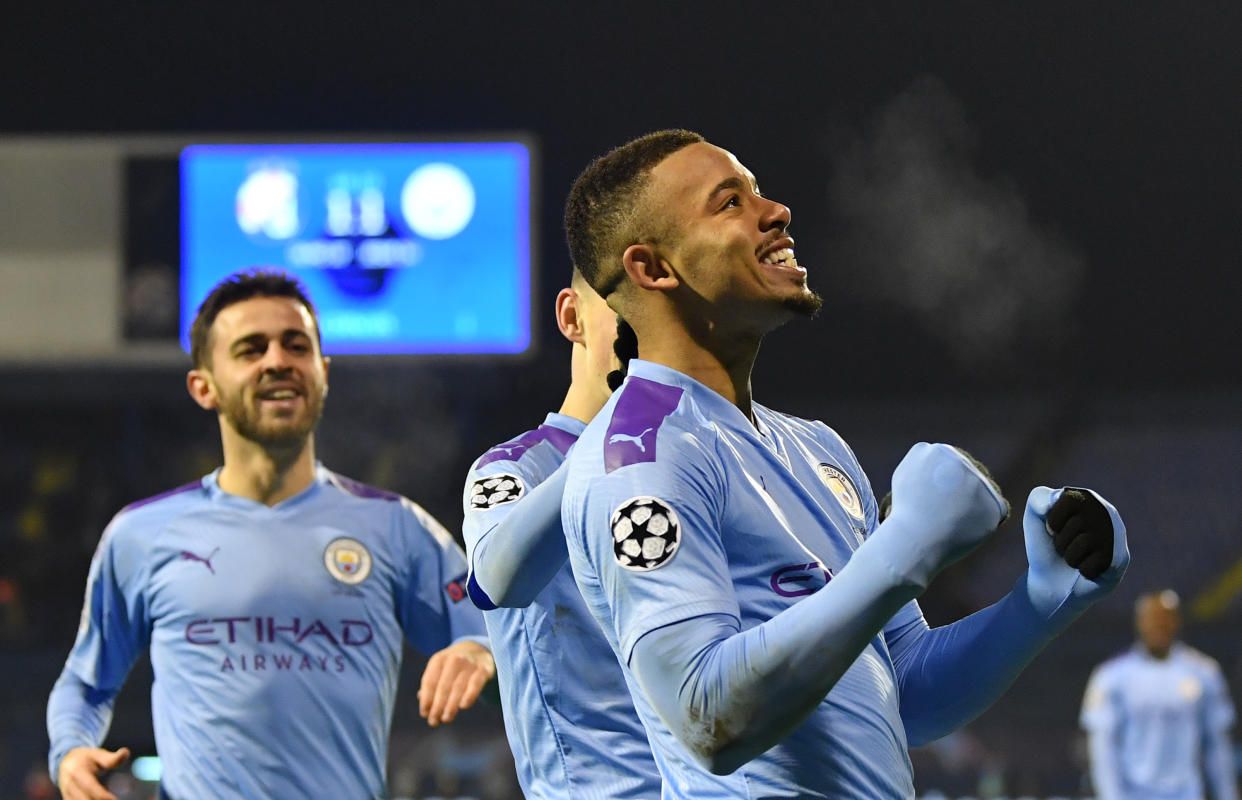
[
  {"x1": 609, "y1": 427, "x2": 655, "y2": 453},
  {"x1": 180, "y1": 547, "x2": 220, "y2": 574}
]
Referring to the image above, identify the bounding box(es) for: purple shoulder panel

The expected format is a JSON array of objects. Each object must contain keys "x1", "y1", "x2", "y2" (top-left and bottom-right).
[
  {"x1": 326, "y1": 472, "x2": 401, "y2": 502},
  {"x1": 604, "y1": 377, "x2": 684, "y2": 474},
  {"x1": 476, "y1": 423, "x2": 579, "y2": 468},
  {"x1": 121, "y1": 481, "x2": 202, "y2": 513}
]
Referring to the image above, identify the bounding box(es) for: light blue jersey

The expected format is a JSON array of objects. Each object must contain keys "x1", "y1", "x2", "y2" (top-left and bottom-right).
[
  {"x1": 48, "y1": 466, "x2": 487, "y2": 800},
  {"x1": 462, "y1": 413, "x2": 661, "y2": 799},
  {"x1": 1081, "y1": 643, "x2": 1238, "y2": 800},
  {"x1": 563, "y1": 360, "x2": 919, "y2": 799}
]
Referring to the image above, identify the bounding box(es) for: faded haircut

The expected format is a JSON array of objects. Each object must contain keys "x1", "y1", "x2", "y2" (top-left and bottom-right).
[{"x1": 564, "y1": 129, "x2": 704, "y2": 297}]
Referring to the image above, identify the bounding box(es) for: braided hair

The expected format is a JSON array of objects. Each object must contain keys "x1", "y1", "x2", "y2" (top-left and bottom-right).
[{"x1": 606, "y1": 316, "x2": 639, "y2": 391}]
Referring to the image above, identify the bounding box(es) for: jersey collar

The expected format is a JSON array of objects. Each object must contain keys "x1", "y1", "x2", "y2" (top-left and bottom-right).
[
  {"x1": 203, "y1": 465, "x2": 325, "y2": 512},
  {"x1": 542, "y1": 411, "x2": 587, "y2": 437}
]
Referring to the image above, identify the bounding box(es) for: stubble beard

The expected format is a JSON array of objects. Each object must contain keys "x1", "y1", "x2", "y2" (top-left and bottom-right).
[{"x1": 218, "y1": 389, "x2": 324, "y2": 450}]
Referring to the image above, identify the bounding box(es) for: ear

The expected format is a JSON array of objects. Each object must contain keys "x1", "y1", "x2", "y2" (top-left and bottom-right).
[
  {"x1": 321, "y1": 356, "x2": 331, "y2": 398},
  {"x1": 555, "y1": 287, "x2": 586, "y2": 345},
  {"x1": 186, "y1": 368, "x2": 218, "y2": 411},
  {"x1": 622, "y1": 243, "x2": 679, "y2": 292}
]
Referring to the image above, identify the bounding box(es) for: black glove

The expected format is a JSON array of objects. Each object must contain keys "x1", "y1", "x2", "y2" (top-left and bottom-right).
[{"x1": 1047, "y1": 488, "x2": 1114, "y2": 580}]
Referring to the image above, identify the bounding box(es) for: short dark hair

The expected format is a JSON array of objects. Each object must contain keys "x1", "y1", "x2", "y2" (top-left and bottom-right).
[
  {"x1": 189, "y1": 269, "x2": 321, "y2": 368},
  {"x1": 565, "y1": 129, "x2": 704, "y2": 297}
]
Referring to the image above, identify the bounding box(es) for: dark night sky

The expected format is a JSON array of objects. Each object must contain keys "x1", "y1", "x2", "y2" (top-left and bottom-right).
[{"x1": 5, "y1": 1, "x2": 1241, "y2": 398}]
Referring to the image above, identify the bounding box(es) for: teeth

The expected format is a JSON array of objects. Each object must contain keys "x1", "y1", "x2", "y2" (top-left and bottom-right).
[
  {"x1": 761, "y1": 247, "x2": 799, "y2": 268},
  {"x1": 267, "y1": 390, "x2": 297, "y2": 399}
]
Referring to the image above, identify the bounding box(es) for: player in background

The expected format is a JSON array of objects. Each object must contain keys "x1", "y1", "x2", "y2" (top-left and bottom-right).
[
  {"x1": 47, "y1": 270, "x2": 495, "y2": 800},
  {"x1": 1081, "y1": 590, "x2": 1238, "y2": 800},
  {"x1": 461, "y1": 270, "x2": 661, "y2": 798},
  {"x1": 560, "y1": 130, "x2": 1130, "y2": 798}
]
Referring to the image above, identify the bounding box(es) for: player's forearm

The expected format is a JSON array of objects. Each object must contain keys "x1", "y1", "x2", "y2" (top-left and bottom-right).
[
  {"x1": 893, "y1": 574, "x2": 1070, "y2": 746},
  {"x1": 46, "y1": 669, "x2": 117, "y2": 778},
  {"x1": 632, "y1": 539, "x2": 919, "y2": 775},
  {"x1": 1204, "y1": 728, "x2": 1239, "y2": 800},
  {"x1": 466, "y1": 468, "x2": 569, "y2": 609}
]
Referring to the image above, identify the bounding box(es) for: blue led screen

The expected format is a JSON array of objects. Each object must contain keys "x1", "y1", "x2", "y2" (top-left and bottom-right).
[{"x1": 180, "y1": 142, "x2": 531, "y2": 355}]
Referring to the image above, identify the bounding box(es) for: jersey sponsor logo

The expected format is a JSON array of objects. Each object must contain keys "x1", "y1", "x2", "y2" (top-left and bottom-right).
[
  {"x1": 445, "y1": 571, "x2": 468, "y2": 603},
  {"x1": 468, "y1": 473, "x2": 525, "y2": 510},
  {"x1": 179, "y1": 546, "x2": 220, "y2": 574},
  {"x1": 769, "y1": 562, "x2": 833, "y2": 597},
  {"x1": 1179, "y1": 676, "x2": 1203, "y2": 701},
  {"x1": 610, "y1": 496, "x2": 681, "y2": 571},
  {"x1": 817, "y1": 464, "x2": 866, "y2": 523},
  {"x1": 323, "y1": 537, "x2": 372, "y2": 585},
  {"x1": 184, "y1": 616, "x2": 374, "y2": 646}
]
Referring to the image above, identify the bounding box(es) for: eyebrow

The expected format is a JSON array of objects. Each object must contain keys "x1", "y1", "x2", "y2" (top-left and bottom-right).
[
  {"x1": 228, "y1": 329, "x2": 311, "y2": 350},
  {"x1": 707, "y1": 175, "x2": 763, "y2": 204}
]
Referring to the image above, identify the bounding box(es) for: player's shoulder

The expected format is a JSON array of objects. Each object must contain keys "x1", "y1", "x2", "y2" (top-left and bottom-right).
[
  {"x1": 1093, "y1": 648, "x2": 1140, "y2": 680},
  {"x1": 320, "y1": 468, "x2": 404, "y2": 505},
  {"x1": 584, "y1": 372, "x2": 715, "y2": 473},
  {"x1": 89, "y1": 479, "x2": 210, "y2": 563},
  {"x1": 472, "y1": 421, "x2": 578, "y2": 470},
  {"x1": 760, "y1": 405, "x2": 856, "y2": 455},
  {"x1": 1176, "y1": 643, "x2": 1224, "y2": 676},
  {"x1": 322, "y1": 468, "x2": 458, "y2": 550},
  {"x1": 107, "y1": 479, "x2": 210, "y2": 539}
]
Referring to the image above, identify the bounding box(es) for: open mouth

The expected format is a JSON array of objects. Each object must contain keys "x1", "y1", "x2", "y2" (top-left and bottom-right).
[
  {"x1": 757, "y1": 235, "x2": 804, "y2": 274},
  {"x1": 255, "y1": 385, "x2": 305, "y2": 409},
  {"x1": 760, "y1": 247, "x2": 801, "y2": 271}
]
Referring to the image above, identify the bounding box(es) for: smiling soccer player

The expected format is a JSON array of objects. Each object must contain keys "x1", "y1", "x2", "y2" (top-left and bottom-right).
[
  {"x1": 560, "y1": 130, "x2": 1130, "y2": 798},
  {"x1": 47, "y1": 270, "x2": 494, "y2": 800}
]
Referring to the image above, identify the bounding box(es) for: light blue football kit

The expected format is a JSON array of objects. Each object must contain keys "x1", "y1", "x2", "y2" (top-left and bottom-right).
[
  {"x1": 462, "y1": 412, "x2": 661, "y2": 799},
  {"x1": 1081, "y1": 643, "x2": 1238, "y2": 800},
  {"x1": 563, "y1": 360, "x2": 1128, "y2": 799},
  {"x1": 47, "y1": 466, "x2": 488, "y2": 800}
]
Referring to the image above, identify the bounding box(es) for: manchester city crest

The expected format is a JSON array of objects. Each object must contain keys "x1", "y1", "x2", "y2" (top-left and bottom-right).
[
  {"x1": 323, "y1": 537, "x2": 373, "y2": 585},
  {"x1": 817, "y1": 463, "x2": 866, "y2": 522}
]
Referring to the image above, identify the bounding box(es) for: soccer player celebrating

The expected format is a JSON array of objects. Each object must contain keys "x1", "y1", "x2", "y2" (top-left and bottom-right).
[
  {"x1": 1081, "y1": 590, "x2": 1238, "y2": 800},
  {"x1": 47, "y1": 270, "x2": 495, "y2": 800},
  {"x1": 461, "y1": 271, "x2": 661, "y2": 797},
  {"x1": 560, "y1": 130, "x2": 1130, "y2": 798}
]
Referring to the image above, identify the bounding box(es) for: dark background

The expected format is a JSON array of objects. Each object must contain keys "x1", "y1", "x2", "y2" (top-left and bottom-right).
[{"x1": 3, "y1": 3, "x2": 1241, "y2": 798}]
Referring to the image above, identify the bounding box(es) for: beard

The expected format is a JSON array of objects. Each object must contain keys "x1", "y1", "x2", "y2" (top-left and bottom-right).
[
  {"x1": 782, "y1": 286, "x2": 824, "y2": 318},
  {"x1": 217, "y1": 387, "x2": 324, "y2": 449}
]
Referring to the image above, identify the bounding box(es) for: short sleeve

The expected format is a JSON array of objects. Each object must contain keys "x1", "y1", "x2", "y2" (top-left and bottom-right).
[
  {"x1": 64, "y1": 515, "x2": 152, "y2": 691},
  {"x1": 394, "y1": 498, "x2": 487, "y2": 655},
  {"x1": 574, "y1": 431, "x2": 737, "y2": 663}
]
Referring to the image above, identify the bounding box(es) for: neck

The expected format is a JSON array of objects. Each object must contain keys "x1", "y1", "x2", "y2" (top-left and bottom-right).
[
  {"x1": 1143, "y1": 642, "x2": 1173, "y2": 659},
  {"x1": 217, "y1": 427, "x2": 317, "y2": 506},
  {"x1": 633, "y1": 316, "x2": 760, "y2": 424},
  {"x1": 558, "y1": 346, "x2": 610, "y2": 423}
]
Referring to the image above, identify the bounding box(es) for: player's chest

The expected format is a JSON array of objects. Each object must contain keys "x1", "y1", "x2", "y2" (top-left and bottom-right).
[
  {"x1": 145, "y1": 511, "x2": 395, "y2": 620},
  {"x1": 1122, "y1": 665, "x2": 1205, "y2": 718},
  {"x1": 717, "y1": 434, "x2": 869, "y2": 595}
]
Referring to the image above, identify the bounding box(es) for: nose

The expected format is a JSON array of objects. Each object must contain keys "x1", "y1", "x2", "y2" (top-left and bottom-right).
[
  {"x1": 759, "y1": 197, "x2": 791, "y2": 232},
  {"x1": 259, "y1": 342, "x2": 295, "y2": 373}
]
